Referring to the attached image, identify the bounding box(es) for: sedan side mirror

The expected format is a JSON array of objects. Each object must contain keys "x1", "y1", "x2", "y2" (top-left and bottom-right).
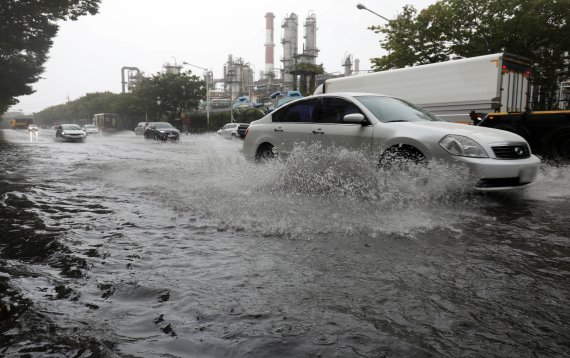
[{"x1": 343, "y1": 113, "x2": 366, "y2": 124}]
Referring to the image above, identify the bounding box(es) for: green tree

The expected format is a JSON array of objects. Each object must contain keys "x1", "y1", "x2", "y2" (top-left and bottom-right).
[
  {"x1": 33, "y1": 71, "x2": 206, "y2": 129},
  {"x1": 369, "y1": 0, "x2": 570, "y2": 109},
  {"x1": 0, "y1": 0, "x2": 101, "y2": 115},
  {"x1": 131, "y1": 71, "x2": 205, "y2": 121}
]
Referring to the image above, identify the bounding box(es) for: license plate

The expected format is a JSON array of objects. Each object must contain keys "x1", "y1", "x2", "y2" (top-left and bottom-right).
[{"x1": 519, "y1": 166, "x2": 537, "y2": 183}]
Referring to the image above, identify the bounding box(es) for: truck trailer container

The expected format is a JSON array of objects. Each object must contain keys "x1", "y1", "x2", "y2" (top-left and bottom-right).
[{"x1": 316, "y1": 52, "x2": 531, "y2": 123}]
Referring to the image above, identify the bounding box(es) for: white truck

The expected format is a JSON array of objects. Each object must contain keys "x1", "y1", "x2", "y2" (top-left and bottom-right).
[{"x1": 315, "y1": 52, "x2": 530, "y2": 123}]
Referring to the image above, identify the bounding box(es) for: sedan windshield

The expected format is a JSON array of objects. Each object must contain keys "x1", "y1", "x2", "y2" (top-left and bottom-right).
[
  {"x1": 355, "y1": 96, "x2": 442, "y2": 123},
  {"x1": 61, "y1": 124, "x2": 82, "y2": 130}
]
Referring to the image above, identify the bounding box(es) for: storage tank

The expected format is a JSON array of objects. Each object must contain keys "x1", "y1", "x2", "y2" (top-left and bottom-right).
[
  {"x1": 303, "y1": 12, "x2": 318, "y2": 64},
  {"x1": 281, "y1": 13, "x2": 298, "y2": 84}
]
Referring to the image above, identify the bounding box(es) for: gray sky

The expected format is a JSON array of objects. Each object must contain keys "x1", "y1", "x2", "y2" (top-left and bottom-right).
[{"x1": 13, "y1": 0, "x2": 436, "y2": 114}]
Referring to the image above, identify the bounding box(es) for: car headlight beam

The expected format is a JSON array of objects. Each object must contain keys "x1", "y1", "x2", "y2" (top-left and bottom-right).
[{"x1": 439, "y1": 135, "x2": 488, "y2": 158}]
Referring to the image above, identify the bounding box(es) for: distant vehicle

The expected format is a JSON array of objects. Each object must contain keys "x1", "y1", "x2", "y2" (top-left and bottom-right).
[
  {"x1": 217, "y1": 122, "x2": 247, "y2": 139},
  {"x1": 243, "y1": 93, "x2": 541, "y2": 191},
  {"x1": 134, "y1": 122, "x2": 149, "y2": 135},
  {"x1": 55, "y1": 124, "x2": 86, "y2": 142},
  {"x1": 82, "y1": 124, "x2": 98, "y2": 135},
  {"x1": 93, "y1": 113, "x2": 121, "y2": 132},
  {"x1": 237, "y1": 124, "x2": 249, "y2": 139},
  {"x1": 27, "y1": 124, "x2": 39, "y2": 132},
  {"x1": 11, "y1": 118, "x2": 34, "y2": 129},
  {"x1": 143, "y1": 122, "x2": 180, "y2": 141}
]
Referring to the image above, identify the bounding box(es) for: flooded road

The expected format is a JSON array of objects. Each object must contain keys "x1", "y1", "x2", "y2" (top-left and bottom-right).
[{"x1": 1, "y1": 128, "x2": 569, "y2": 357}]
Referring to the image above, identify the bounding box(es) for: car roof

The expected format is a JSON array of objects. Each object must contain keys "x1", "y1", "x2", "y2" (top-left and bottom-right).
[{"x1": 316, "y1": 92, "x2": 392, "y2": 99}]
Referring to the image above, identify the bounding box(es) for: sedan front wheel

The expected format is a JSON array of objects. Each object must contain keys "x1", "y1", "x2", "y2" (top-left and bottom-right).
[{"x1": 378, "y1": 145, "x2": 426, "y2": 171}]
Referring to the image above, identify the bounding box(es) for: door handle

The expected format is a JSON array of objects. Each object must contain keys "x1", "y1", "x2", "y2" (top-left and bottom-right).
[{"x1": 274, "y1": 127, "x2": 284, "y2": 132}]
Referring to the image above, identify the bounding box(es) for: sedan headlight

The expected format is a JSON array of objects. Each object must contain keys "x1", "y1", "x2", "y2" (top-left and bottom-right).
[{"x1": 439, "y1": 135, "x2": 488, "y2": 158}]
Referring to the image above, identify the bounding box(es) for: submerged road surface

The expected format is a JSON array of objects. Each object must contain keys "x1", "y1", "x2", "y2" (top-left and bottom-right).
[{"x1": 1, "y1": 128, "x2": 569, "y2": 357}]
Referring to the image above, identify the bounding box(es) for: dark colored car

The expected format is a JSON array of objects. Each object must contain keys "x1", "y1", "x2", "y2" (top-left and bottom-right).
[
  {"x1": 237, "y1": 123, "x2": 249, "y2": 139},
  {"x1": 143, "y1": 122, "x2": 180, "y2": 141}
]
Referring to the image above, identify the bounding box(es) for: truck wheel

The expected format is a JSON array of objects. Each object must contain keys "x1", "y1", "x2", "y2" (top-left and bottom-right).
[
  {"x1": 379, "y1": 145, "x2": 426, "y2": 171},
  {"x1": 546, "y1": 127, "x2": 570, "y2": 160},
  {"x1": 256, "y1": 144, "x2": 277, "y2": 163}
]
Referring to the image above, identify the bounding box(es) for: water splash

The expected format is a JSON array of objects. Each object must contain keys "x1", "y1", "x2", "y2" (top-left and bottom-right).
[{"x1": 165, "y1": 141, "x2": 483, "y2": 238}]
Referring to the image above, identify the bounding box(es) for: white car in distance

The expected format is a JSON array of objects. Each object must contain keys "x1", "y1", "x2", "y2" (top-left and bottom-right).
[
  {"x1": 242, "y1": 93, "x2": 541, "y2": 191},
  {"x1": 82, "y1": 124, "x2": 98, "y2": 135},
  {"x1": 217, "y1": 122, "x2": 247, "y2": 139}
]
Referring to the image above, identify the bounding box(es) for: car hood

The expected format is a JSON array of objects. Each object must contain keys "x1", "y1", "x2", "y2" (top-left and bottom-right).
[{"x1": 393, "y1": 121, "x2": 526, "y2": 144}]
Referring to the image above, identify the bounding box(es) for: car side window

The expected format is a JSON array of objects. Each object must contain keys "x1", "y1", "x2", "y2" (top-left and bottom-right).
[
  {"x1": 315, "y1": 97, "x2": 362, "y2": 124},
  {"x1": 273, "y1": 99, "x2": 316, "y2": 123}
]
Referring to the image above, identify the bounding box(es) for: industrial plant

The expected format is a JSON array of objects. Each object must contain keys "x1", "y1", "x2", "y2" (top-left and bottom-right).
[{"x1": 121, "y1": 11, "x2": 360, "y2": 111}]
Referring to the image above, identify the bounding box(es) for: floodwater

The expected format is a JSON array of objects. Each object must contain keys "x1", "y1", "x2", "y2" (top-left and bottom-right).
[{"x1": 0, "y1": 128, "x2": 569, "y2": 357}]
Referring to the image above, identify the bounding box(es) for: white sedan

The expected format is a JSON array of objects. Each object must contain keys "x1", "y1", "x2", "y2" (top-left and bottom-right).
[
  {"x1": 217, "y1": 122, "x2": 247, "y2": 139},
  {"x1": 242, "y1": 93, "x2": 540, "y2": 190},
  {"x1": 82, "y1": 124, "x2": 98, "y2": 135}
]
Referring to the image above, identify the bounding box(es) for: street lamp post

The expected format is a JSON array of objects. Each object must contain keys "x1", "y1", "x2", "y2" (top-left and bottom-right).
[
  {"x1": 182, "y1": 61, "x2": 211, "y2": 130},
  {"x1": 356, "y1": 3, "x2": 390, "y2": 22}
]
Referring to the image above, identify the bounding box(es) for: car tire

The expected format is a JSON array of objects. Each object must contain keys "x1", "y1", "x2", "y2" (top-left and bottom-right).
[
  {"x1": 255, "y1": 144, "x2": 277, "y2": 163},
  {"x1": 379, "y1": 145, "x2": 426, "y2": 171}
]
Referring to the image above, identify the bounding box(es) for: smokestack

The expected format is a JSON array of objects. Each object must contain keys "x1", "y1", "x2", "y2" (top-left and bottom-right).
[{"x1": 265, "y1": 12, "x2": 275, "y2": 79}]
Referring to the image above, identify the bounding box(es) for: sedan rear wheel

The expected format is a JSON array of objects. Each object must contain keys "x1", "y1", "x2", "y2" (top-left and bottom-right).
[{"x1": 256, "y1": 144, "x2": 277, "y2": 163}]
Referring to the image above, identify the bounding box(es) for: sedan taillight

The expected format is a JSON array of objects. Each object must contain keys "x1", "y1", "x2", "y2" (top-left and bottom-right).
[{"x1": 244, "y1": 127, "x2": 249, "y2": 138}]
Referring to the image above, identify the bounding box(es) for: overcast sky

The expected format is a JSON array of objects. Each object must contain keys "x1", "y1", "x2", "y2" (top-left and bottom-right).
[{"x1": 12, "y1": 0, "x2": 437, "y2": 114}]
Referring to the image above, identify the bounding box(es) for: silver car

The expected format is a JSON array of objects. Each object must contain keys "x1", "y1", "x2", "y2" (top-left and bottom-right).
[
  {"x1": 134, "y1": 122, "x2": 149, "y2": 135},
  {"x1": 82, "y1": 124, "x2": 98, "y2": 135},
  {"x1": 217, "y1": 122, "x2": 246, "y2": 139},
  {"x1": 242, "y1": 93, "x2": 541, "y2": 191},
  {"x1": 55, "y1": 124, "x2": 86, "y2": 142}
]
